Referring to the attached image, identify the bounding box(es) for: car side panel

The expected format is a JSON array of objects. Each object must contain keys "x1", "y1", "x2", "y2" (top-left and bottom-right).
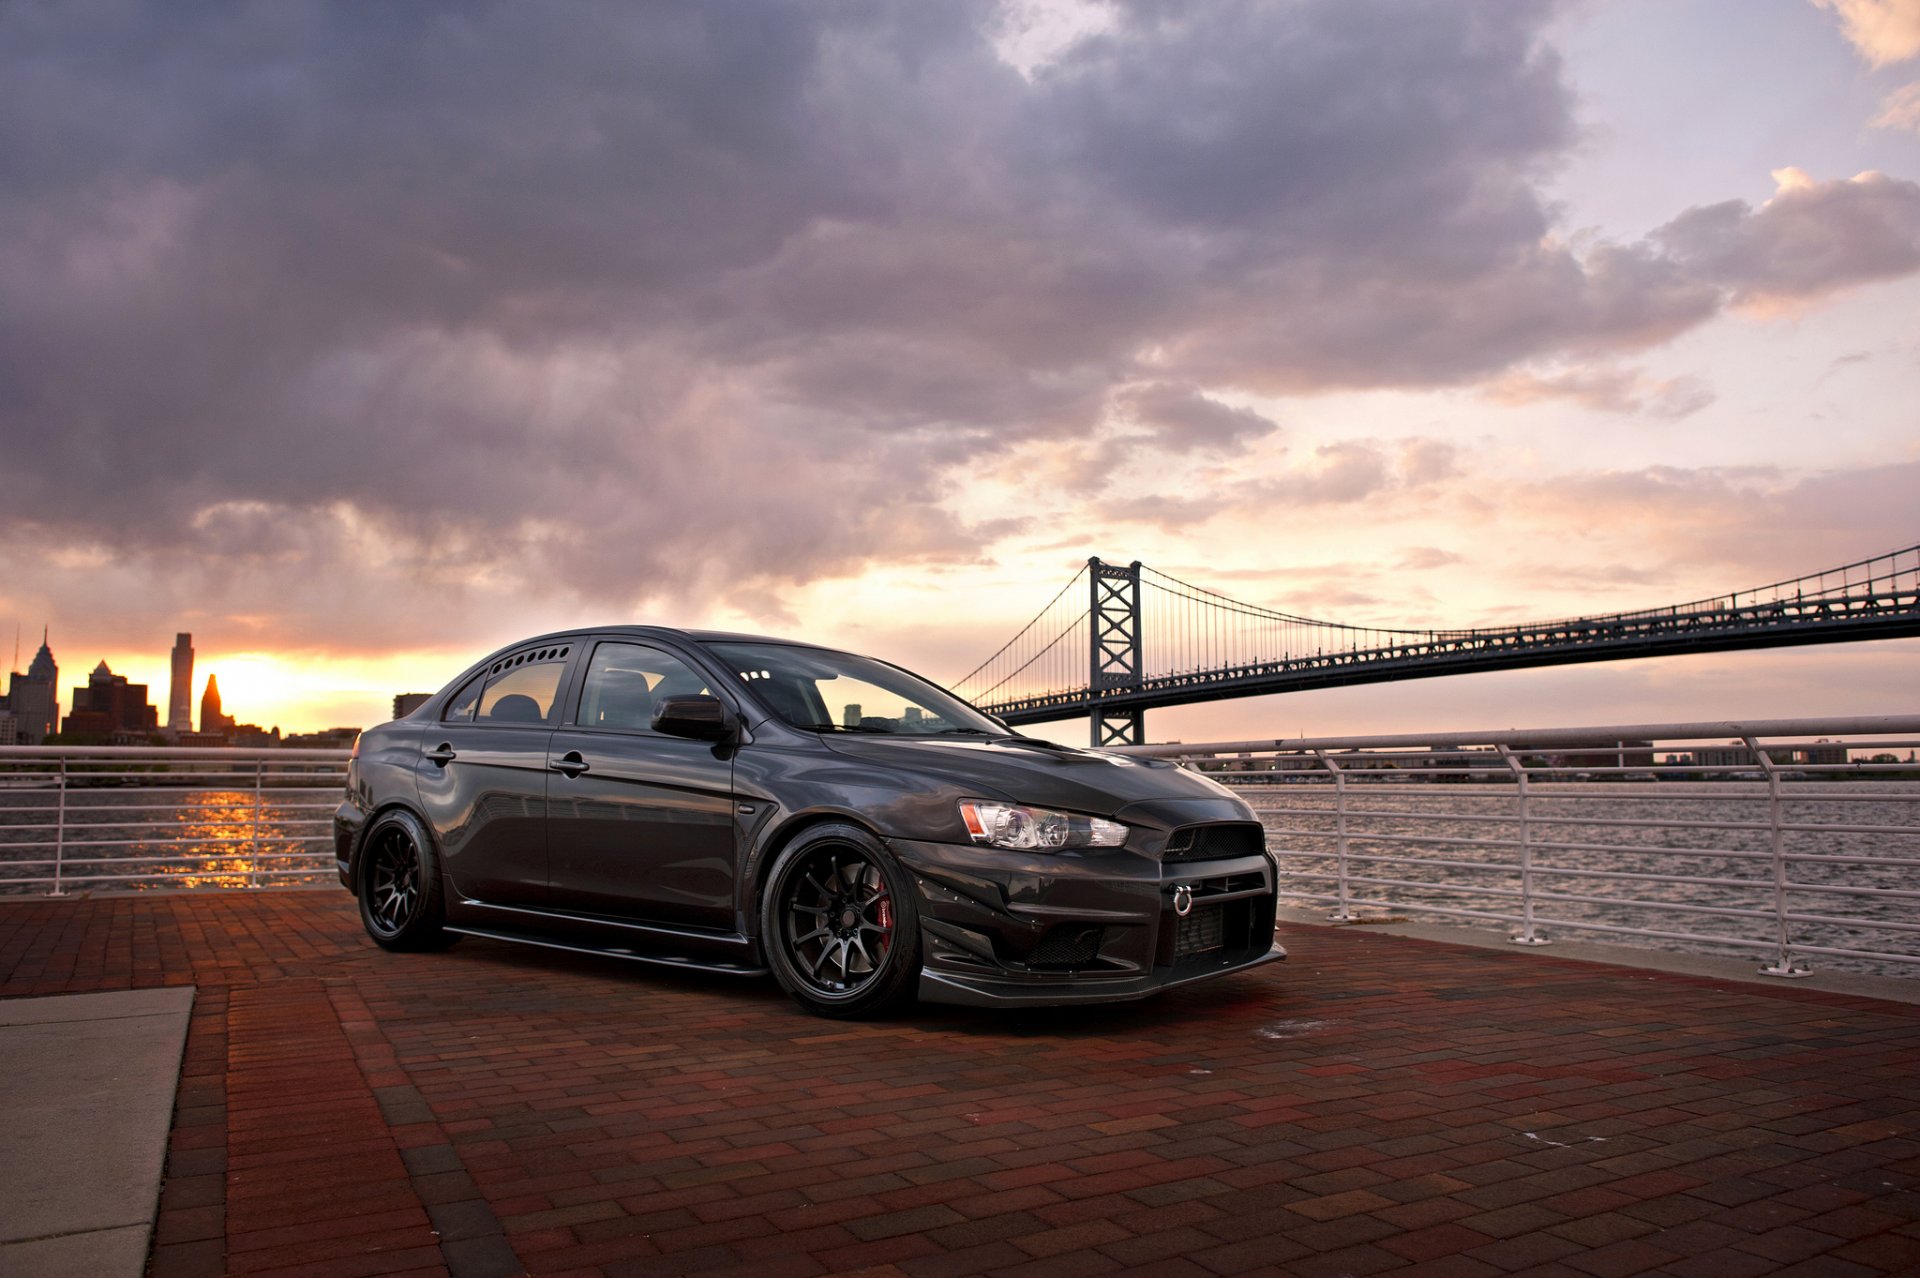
[
  {"x1": 414, "y1": 723, "x2": 554, "y2": 906},
  {"x1": 335, "y1": 719, "x2": 425, "y2": 888},
  {"x1": 544, "y1": 728, "x2": 737, "y2": 929}
]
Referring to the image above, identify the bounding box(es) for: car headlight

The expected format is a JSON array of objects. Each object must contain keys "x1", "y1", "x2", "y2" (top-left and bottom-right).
[{"x1": 958, "y1": 800, "x2": 1128, "y2": 850}]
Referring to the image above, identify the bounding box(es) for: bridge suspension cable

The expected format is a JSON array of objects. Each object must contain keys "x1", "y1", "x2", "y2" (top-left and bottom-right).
[
  {"x1": 950, "y1": 542, "x2": 1920, "y2": 731},
  {"x1": 950, "y1": 562, "x2": 1090, "y2": 707},
  {"x1": 1139, "y1": 564, "x2": 1430, "y2": 682}
]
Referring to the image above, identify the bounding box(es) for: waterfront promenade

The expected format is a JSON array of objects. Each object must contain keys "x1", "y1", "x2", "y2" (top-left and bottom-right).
[{"x1": 0, "y1": 891, "x2": 1916, "y2": 1278}]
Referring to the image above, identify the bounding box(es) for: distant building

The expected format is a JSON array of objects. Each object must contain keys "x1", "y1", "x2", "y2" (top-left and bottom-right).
[
  {"x1": 283, "y1": 727, "x2": 361, "y2": 749},
  {"x1": 1687, "y1": 741, "x2": 1850, "y2": 769},
  {"x1": 1554, "y1": 741, "x2": 1656, "y2": 770},
  {"x1": 6, "y1": 629, "x2": 59, "y2": 744},
  {"x1": 174, "y1": 730, "x2": 231, "y2": 748},
  {"x1": 200, "y1": 672, "x2": 236, "y2": 733},
  {"x1": 0, "y1": 710, "x2": 17, "y2": 745},
  {"x1": 393, "y1": 692, "x2": 431, "y2": 720},
  {"x1": 65, "y1": 660, "x2": 159, "y2": 738},
  {"x1": 167, "y1": 633, "x2": 195, "y2": 733}
]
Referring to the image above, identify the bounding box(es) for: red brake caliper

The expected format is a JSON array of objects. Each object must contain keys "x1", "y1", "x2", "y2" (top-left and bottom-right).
[{"x1": 875, "y1": 894, "x2": 893, "y2": 953}]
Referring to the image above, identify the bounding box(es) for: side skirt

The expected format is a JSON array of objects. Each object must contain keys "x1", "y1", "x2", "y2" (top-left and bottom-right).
[{"x1": 445, "y1": 925, "x2": 770, "y2": 977}]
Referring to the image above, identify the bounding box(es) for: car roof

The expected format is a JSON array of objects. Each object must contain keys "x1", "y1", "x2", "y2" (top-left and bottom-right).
[{"x1": 497, "y1": 625, "x2": 833, "y2": 651}]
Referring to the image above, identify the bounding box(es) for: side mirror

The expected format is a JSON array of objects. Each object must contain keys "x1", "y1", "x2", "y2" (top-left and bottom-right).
[{"x1": 652, "y1": 695, "x2": 735, "y2": 741}]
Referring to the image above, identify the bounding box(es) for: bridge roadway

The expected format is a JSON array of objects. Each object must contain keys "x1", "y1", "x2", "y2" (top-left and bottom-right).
[
  {"x1": 987, "y1": 584, "x2": 1920, "y2": 726},
  {"x1": 1, "y1": 889, "x2": 1916, "y2": 1277}
]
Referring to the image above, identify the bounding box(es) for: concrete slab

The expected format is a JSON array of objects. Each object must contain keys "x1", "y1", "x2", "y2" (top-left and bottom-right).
[
  {"x1": 1277, "y1": 905, "x2": 1920, "y2": 1005},
  {"x1": 0, "y1": 986, "x2": 194, "y2": 1278},
  {"x1": 0, "y1": 1225, "x2": 150, "y2": 1278}
]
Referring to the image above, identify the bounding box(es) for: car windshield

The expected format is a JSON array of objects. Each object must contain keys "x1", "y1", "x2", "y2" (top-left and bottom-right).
[{"x1": 705, "y1": 642, "x2": 1005, "y2": 737}]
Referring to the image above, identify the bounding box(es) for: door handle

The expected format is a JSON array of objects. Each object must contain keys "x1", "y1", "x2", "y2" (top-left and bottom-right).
[
  {"x1": 423, "y1": 743, "x2": 457, "y2": 765},
  {"x1": 551, "y1": 750, "x2": 590, "y2": 778}
]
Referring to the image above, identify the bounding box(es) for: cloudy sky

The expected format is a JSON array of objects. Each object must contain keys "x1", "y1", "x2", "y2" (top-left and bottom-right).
[{"x1": 2, "y1": 0, "x2": 1916, "y2": 741}]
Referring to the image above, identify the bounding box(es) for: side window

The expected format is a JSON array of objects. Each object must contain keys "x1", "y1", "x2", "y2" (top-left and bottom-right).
[
  {"x1": 442, "y1": 671, "x2": 485, "y2": 723},
  {"x1": 575, "y1": 642, "x2": 712, "y2": 733},
  {"x1": 475, "y1": 646, "x2": 571, "y2": 725}
]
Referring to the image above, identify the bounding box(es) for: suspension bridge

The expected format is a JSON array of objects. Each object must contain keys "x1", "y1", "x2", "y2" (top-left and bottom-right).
[{"x1": 949, "y1": 543, "x2": 1920, "y2": 746}]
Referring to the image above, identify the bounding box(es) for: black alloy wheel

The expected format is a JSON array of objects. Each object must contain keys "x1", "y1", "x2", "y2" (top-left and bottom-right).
[
  {"x1": 762, "y1": 824, "x2": 919, "y2": 1018},
  {"x1": 357, "y1": 810, "x2": 455, "y2": 951}
]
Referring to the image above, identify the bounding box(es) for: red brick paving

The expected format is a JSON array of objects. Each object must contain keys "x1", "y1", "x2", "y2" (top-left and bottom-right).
[{"x1": 1, "y1": 892, "x2": 1917, "y2": 1277}]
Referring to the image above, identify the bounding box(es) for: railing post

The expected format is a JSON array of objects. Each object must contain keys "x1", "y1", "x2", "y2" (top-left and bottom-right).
[
  {"x1": 1498, "y1": 745, "x2": 1549, "y2": 945},
  {"x1": 1749, "y1": 734, "x2": 1810, "y2": 977},
  {"x1": 49, "y1": 756, "x2": 69, "y2": 898},
  {"x1": 249, "y1": 759, "x2": 264, "y2": 889},
  {"x1": 1314, "y1": 749, "x2": 1356, "y2": 921}
]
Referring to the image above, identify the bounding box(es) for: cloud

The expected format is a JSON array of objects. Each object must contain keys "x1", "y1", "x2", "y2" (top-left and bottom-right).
[
  {"x1": 1877, "y1": 80, "x2": 1920, "y2": 134},
  {"x1": 2, "y1": 0, "x2": 1918, "y2": 653},
  {"x1": 1514, "y1": 459, "x2": 1920, "y2": 582},
  {"x1": 1811, "y1": 0, "x2": 1920, "y2": 66},
  {"x1": 1118, "y1": 382, "x2": 1279, "y2": 451},
  {"x1": 1399, "y1": 547, "x2": 1465, "y2": 570},
  {"x1": 1653, "y1": 169, "x2": 1920, "y2": 308},
  {"x1": 1486, "y1": 365, "x2": 1716, "y2": 418},
  {"x1": 1111, "y1": 436, "x2": 1459, "y2": 534},
  {"x1": 991, "y1": 0, "x2": 1116, "y2": 78},
  {"x1": 1399, "y1": 439, "x2": 1463, "y2": 485}
]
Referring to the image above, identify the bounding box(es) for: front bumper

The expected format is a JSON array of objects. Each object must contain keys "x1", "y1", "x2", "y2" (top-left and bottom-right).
[{"x1": 889, "y1": 835, "x2": 1284, "y2": 1009}]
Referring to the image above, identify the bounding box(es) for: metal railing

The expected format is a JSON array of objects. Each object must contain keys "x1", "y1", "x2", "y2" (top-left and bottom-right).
[
  {"x1": 0, "y1": 747, "x2": 350, "y2": 894},
  {"x1": 1116, "y1": 717, "x2": 1920, "y2": 979},
  {"x1": 6, "y1": 722, "x2": 1920, "y2": 980}
]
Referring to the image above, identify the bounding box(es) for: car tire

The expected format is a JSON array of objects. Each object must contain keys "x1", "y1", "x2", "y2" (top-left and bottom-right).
[
  {"x1": 357, "y1": 809, "x2": 458, "y2": 952},
  {"x1": 761, "y1": 822, "x2": 920, "y2": 1019}
]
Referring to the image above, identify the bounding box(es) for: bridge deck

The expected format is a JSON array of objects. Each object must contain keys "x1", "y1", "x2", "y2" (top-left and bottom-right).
[{"x1": 2, "y1": 891, "x2": 1916, "y2": 1278}]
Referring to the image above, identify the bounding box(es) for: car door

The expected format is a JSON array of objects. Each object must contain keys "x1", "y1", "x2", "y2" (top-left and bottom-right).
[
  {"x1": 414, "y1": 641, "x2": 578, "y2": 907},
  {"x1": 543, "y1": 639, "x2": 738, "y2": 930}
]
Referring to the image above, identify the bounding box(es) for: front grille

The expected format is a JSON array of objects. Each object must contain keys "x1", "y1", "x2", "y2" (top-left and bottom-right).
[
  {"x1": 1173, "y1": 907, "x2": 1225, "y2": 959},
  {"x1": 1026, "y1": 926, "x2": 1104, "y2": 969},
  {"x1": 1163, "y1": 822, "x2": 1265, "y2": 863}
]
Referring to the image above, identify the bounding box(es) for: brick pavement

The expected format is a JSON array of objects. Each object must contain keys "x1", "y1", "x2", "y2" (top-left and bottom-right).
[{"x1": 1, "y1": 890, "x2": 1916, "y2": 1278}]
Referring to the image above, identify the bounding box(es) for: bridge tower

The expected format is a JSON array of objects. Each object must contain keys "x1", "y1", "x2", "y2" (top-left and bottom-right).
[{"x1": 1088, "y1": 557, "x2": 1144, "y2": 747}]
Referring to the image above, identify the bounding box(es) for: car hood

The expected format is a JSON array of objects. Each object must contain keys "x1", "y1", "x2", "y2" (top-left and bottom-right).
[{"x1": 817, "y1": 734, "x2": 1243, "y2": 820}]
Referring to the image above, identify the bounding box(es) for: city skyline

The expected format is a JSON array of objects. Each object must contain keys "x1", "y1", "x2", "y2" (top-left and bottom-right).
[
  {"x1": 0, "y1": 627, "x2": 357, "y2": 744},
  {"x1": 1, "y1": 1, "x2": 1917, "y2": 741}
]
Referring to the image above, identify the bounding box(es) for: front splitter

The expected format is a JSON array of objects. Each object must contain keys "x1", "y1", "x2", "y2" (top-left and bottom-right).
[{"x1": 917, "y1": 941, "x2": 1286, "y2": 1008}]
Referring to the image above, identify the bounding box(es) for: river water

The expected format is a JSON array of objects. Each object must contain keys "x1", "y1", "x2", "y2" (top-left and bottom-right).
[
  {"x1": 1231, "y1": 780, "x2": 1920, "y2": 978},
  {"x1": 0, "y1": 781, "x2": 340, "y2": 893}
]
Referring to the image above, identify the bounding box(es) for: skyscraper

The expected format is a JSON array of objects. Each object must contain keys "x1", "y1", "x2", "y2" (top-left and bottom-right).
[
  {"x1": 167, "y1": 633, "x2": 194, "y2": 733},
  {"x1": 201, "y1": 672, "x2": 236, "y2": 733},
  {"x1": 6, "y1": 629, "x2": 59, "y2": 744},
  {"x1": 64, "y1": 660, "x2": 158, "y2": 738}
]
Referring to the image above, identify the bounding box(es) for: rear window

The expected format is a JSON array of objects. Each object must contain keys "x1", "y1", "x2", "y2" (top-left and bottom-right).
[
  {"x1": 442, "y1": 672, "x2": 485, "y2": 723},
  {"x1": 474, "y1": 648, "x2": 570, "y2": 725}
]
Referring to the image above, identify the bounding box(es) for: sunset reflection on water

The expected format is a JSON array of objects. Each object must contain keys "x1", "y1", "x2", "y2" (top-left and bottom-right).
[
  {"x1": 0, "y1": 767, "x2": 344, "y2": 894},
  {"x1": 158, "y1": 789, "x2": 275, "y2": 890}
]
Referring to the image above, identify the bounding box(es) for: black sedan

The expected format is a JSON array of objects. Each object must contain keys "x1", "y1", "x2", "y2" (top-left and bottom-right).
[{"x1": 336, "y1": 628, "x2": 1284, "y2": 1017}]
